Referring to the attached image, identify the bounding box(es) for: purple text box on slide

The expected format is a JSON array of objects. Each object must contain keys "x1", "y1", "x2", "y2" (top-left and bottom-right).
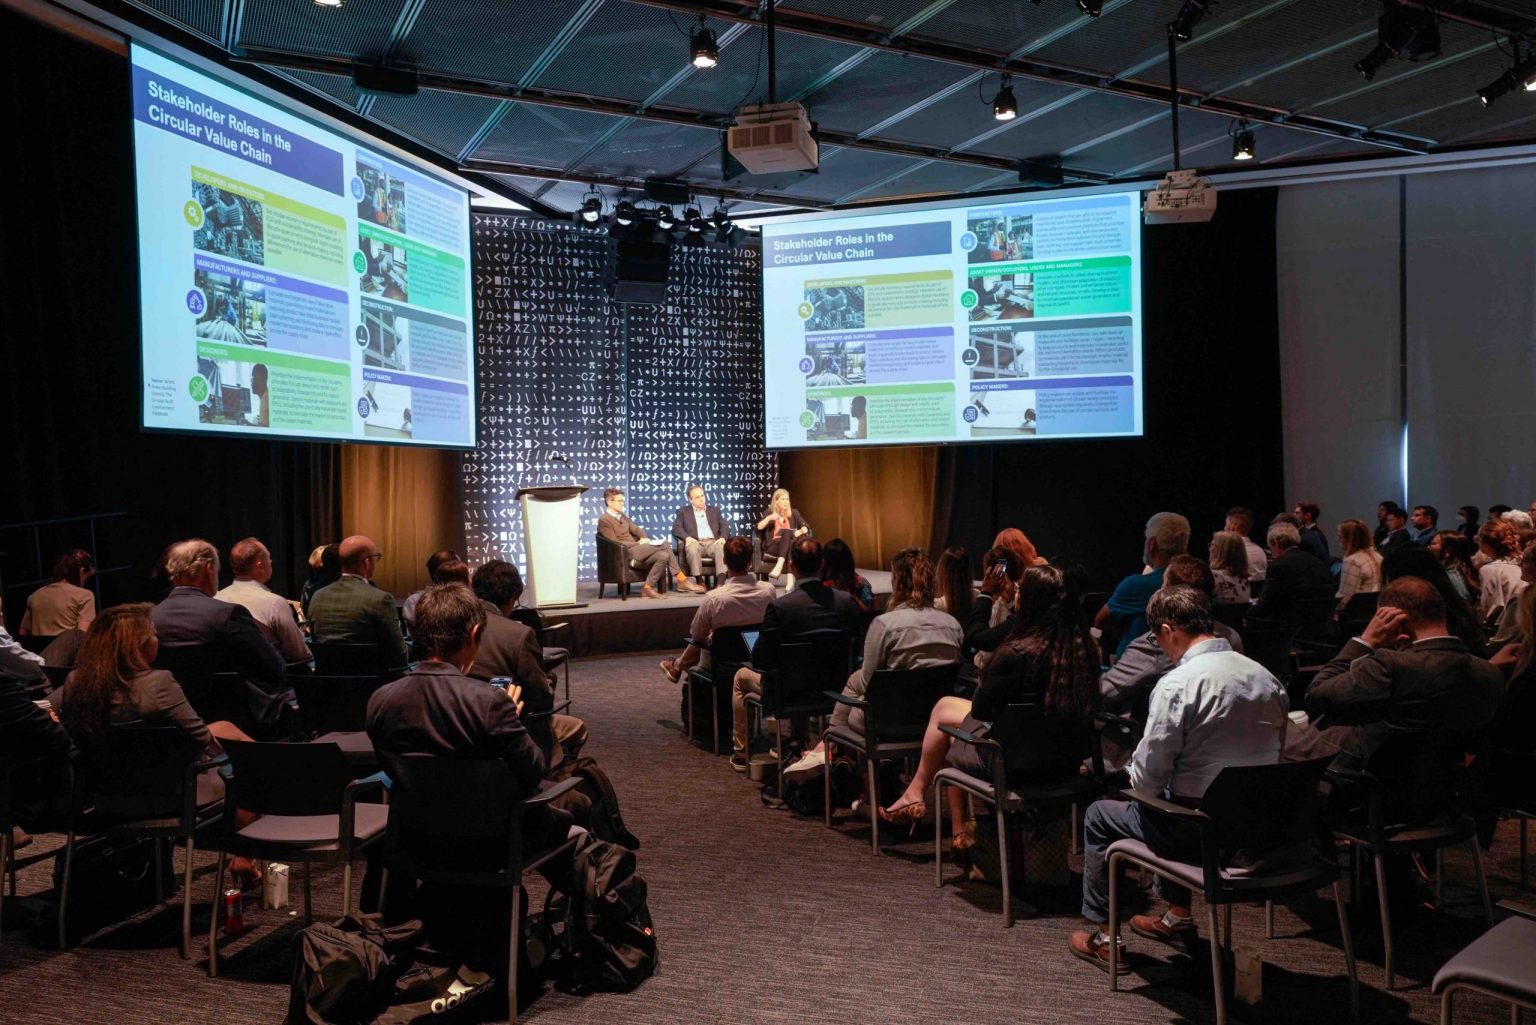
[
  {"x1": 133, "y1": 65, "x2": 343, "y2": 195},
  {"x1": 195, "y1": 254, "x2": 350, "y2": 360},
  {"x1": 362, "y1": 368, "x2": 469, "y2": 395},
  {"x1": 406, "y1": 384, "x2": 468, "y2": 443},
  {"x1": 970, "y1": 374, "x2": 1133, "y2": 393},
  {"x1": 804, "y1": 326, "x2": 946, "y2": 345},
  {"x1": 862, "y1": 327, "x2": 954, "y2": 384},
  {"x1": 766, "y1": 220, "x2": 950, "y2": 269}
]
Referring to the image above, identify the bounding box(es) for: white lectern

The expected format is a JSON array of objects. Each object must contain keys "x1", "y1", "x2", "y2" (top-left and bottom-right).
[{"x1": 517, "y1": 485, "x2": 588, "y2": 609}]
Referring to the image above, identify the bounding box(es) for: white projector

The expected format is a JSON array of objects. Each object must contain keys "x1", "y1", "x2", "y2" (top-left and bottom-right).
[
  {"x1": 728, "y1": 102, "x2": 819, "y2": 174},
  {"x1": 1143, "y1": 169, "x2": 1217, "y2": 224}
]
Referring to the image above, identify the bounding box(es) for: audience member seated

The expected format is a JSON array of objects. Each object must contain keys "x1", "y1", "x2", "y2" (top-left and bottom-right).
[
  {"x1": 1305, "y1": 577, "x2": 1502, "y2": 772},
  {"x1": 300, "y1": 543, "x2": 340, "y2": 620},
  {"x1": 1408, "y1": 504, "x2": 1439, "y2": 544},
  {"x1": 1457, "y1": 505, "x2": 1480, "y2": 544},
  {"x1": 1476, "y1": 519, "x2": 1523, "y2": 621},
  {"x1": 1224, "y1": 507, "x2": 1267, "y2": 582},
  {"x1": 20, "y1": 549, "x2": 97, "y2": 636},
  {"x1": 1293, "y1": 501, "x2": 1331, "y2": 564},
  {"x1": 1377, "y1": 505, "x2": 1412, "y2": 553},
  {"x1": 659, "y1": 537, "x2": 774, "y2": 684},
  {"x1": 1373, "y1": 501, "x2": 1396, "y2": 547},
  {"x1": 1100, "y1": 556, "x2": 1246, "y2": 716},
  {"x1": 879, "y1": 564, "x2": 1098, "y2": 849},
  {"x1": 754, "y1": 488, "x2": 811, "y2": 587},
  {"x1": 0, "y1": 597, "x2": 45, "y2": 667},
  {"x1": 1335, "y1": 518, "x2": 1384, "y2": 614},
  {"x1": 730, "y1": 538, "x2": 859, "y2": 772},
  {"x1": 820, "y1": 537, "x2": 874, "y2": 612},
  {"x1": 151, "y1": 539, "x2": 291, "y2": 730},
  {"x1": 215, "y1": 537, "x2": 311, "y2": 664},
  {"x1": 992, "y1": 527, "x2": 1049, "y2": 573},
  {"x1": 1379, "y1": 545, "x2": 1486, "y2": 651},
  {"x1": 1430, "y1": 529, "x2": 1481, "y2": 606},
  {"x1": 1485, "y1": 540, "x2": 1535, "y2": 648},
  {"x1": 1504, "y1": 509, "x2": 1534, "y2": 532},
  {"x1": 1069, "y1": 585, "x2": 1289, "y2": 972},
  {"x1": 1251, "y1": 521, "x2": 1333, "y2": 631},
  {"x1": 1207, "y1": 531, "x2": 1251, "y2": 606},
  {"x1": 933, "y1": 545, "x2": 976, "y2": 623},
  {"x1": 60, "y1": 604, "x2": 258, "y2": 882},
  {"x1": 1490, "y1": 578, "x2": 1536, "y2": 674},
  {"x1": 469, "y1": 561, "x2": 588, "y2": 766},
  {"x1": 402, "y1": 548, "x2": 462, "y2": 629},
  {"x1": 1095, "y1": 512, "x2": 1191, "y2": 658},
  {"x1": 671, "y1": 485, "x2": 729, "y2": 585},
  {"x1": 308, "y1": 535, "x2": 409, "y2": 669},
  {"x1": 1, "y1": 639, "x2": 71, "y2": 844},
  {"x1": 599, "y1": 487, "x2": 703, "y2": 599},
  {"x1": 783, "y1": 549, "x2": 962, "y2": 782},
  {"x1": 965, "y1": 545, "x2": 1025, "y2": 666}
]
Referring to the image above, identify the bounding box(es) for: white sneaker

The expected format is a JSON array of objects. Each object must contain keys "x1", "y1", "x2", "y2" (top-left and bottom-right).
[{"x1": 782, "y1": 748, "x2": 826, "y2": 783}]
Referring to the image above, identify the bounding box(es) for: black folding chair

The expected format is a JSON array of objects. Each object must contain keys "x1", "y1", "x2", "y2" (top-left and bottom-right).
[
  {"x1": 932, "y1": 701, "x2": 1106, "y2": 926},
  {"x1": 208, "y1": 740, "x2": 387, "y2": 976},
  {"x1": 682, "y1": 625, "x2": 756, "y2": 754},
  {"x1": 1337, "y1": 591, "x2": 1380, "y2": 640},
  {"x1": 379, "y1": 753, "x2": 583, "y2": 1025},
  {"x1": 822, "y1": 663, "x2": 960, "y2": 855},
  {"x1": 1210, "y1": 602, "x2": 1250, "y2": 630},
  {"x1": 744, "y1": 634, "x2": 853, "y2": 769},
  {"x1": 1105, "y1": 756, "x2": 1358, "y2": 1025},
  {"x1": 1, "y1": 757, "x2": 42, "y2": 945},
  {"x1": 311, "y1": 641, "x2": 404, "y2": 677},
  {"x1": 287, "y1": 670, "x2": 390, "y2": 766},
  {"x1": 153, "y1": 646, "x2": 268, "y2": 737},
  {"x1": 1239, "y1": 625, "x2": 1298, "y2": 687},
  {"x1": 57, "y1": 727, "x2": 226, "y2": 957},
  {"x1": 507, "y1": 606, "x2": 572, "y2": 705}
]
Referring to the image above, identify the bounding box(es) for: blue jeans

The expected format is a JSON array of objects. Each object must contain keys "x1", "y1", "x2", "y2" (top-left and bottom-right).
[{"x1": 1081, "y1": 797, "x2": 1205, "y2": 924}]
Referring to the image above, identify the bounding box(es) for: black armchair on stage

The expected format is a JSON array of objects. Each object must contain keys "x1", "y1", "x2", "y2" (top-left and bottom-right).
[{"x1": 596, "y1": 534, "x2": 664, "y2": 600}]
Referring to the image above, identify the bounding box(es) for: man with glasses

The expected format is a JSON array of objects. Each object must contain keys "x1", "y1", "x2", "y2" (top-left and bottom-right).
[{"x1": 308, "y1": 534, "x2": 409, "y2": 668}]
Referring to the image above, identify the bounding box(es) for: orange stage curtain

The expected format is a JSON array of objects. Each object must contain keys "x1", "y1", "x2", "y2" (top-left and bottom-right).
[
  {"x1": 779, "y1": 446, "x2": 938, "y2": 571},
  {"x1": 340, "y1": 446, "x2": 464, "y2": 598}
]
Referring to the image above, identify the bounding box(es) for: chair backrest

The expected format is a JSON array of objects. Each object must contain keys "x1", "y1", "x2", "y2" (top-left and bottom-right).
[
  {"x1": 74, "y1": 726, "x2": 202, "y2": 818},
  {"x1": 505, "y1": 607, "x2": 546, "y2": 646},
  {"x1": 1288, "y1": 595, "x2": 1338, "y2": 638},
  {"x1": 288, "y1": 672, "x2": 385, "y2": 735},
  {"x1": 988, "y1": 700, "x2": 1090, "y2": 781},
  {"x1": 1239, "y1": 626, "x2": 1296, "y2": 681},
  {"x1": 311, "y1": 641, "x2": 395, "y2": 676},
  {"x1": 220, "y1": 739, "x2": 356, "y2": 817},
  {"x1": 1198, "y1": 755, "x2": 1334, "y2": 854},
  {"x1": 379, "y1": 753, "x2": 532, "y2": 883},
  {"x1": 173, "y1": 669, "x2": 258, "y2": 734},
  {"x1": 1210, "y1": 602, "x2": 1250, "y2": 629},
  {"x1": 16, "y1": 634, "x2": 56, "y2": 654},
  {"x1": 1362, "y1": 728, "x2": 1471, "y2": 823},
  {"x1": 863, "y1": 663, "x2": 961, "y2": 747},
  {"x1": 762, "y1": 633, "x2": 853, "y2": 713},
  {"x1": 705, "y1": 625, "x2": 756, "y2": 673}
]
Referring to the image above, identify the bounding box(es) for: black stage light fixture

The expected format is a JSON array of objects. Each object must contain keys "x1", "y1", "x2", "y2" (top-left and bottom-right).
[
  {"x1": 1355, "y1": 4, "x2": 1440, "y2": 81},
  {"x1": 352, "y1": 63, "x2": 418, "y2": 96},
  {"x1": 1354, "y1": 42, "x2": 1392, "y2": 81},
  {"x1": 992, "y1": 75, "x2": 1018, "y2": 121},
  {"x1": 1076, "y1": 0, "x2": 1103, "y2": 17},
  {"x1": 690, "y1": 16, "x2": 719, "y2": 69},
  {"x1": 684, "y1": 204, "x2": 705, "y2": 233},
  {"x1": 1230, "y1": 120, "x2": 1255, "y2": 161},
  {"x1": 577, "y1": 189, "x2": 603, "y2": 225},
  {"x1": 1481, "y1": 52, "x2": 1536, "y2": 106},
  {"x1": 656, "y1": 205, "x2": 677, "y2": 231},
  {"x1": 711, "y1": 202, "x2": 735, "y2": 242},
  {"x1": 1169, "y1": 0, "x2": 1209, "y2": 43},
  {"x1": 614, "y1": 197, "x2": 637, "y2": 226}
]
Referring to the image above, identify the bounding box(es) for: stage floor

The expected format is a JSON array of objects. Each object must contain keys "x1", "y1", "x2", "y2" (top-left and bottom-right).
[{"x1": 540, "y1": 570, "x2": 891, "y2": 657}]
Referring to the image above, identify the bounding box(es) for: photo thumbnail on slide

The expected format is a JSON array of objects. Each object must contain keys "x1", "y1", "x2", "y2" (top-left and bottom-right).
[
  {"x1": 967, "y1": 385, "x2": 1037, "y2": 438},
  {"x1": 193, "y1": 268, "x2": 266, "y2": 346},
  {"x1": 361, "y1": 380, "x2": 413, "y2": 440},
  {"x1": 804, "y1": 394, "x2": 868, "y2": 443},
  {"x1": 967, "y1": 272, "x2": 1034, "y2": 321},
  {"x1": 192, "y1": 180, "x2": 264, "y2": 265},
  {"x1": 803, "y1": 337, "x2": 866, "y2": 386},
  {"x1": 967, "y1": 325, "x2": 1034, "y2": 381},
  {"x1": 359, "y1": 233, "x2": 408, "y2": 302},
  {"x1": 356, "y1": 158, "x2": 407, "y2": 234},
  {"x1": 803, "y1": 285, "x2": 865, "y2": 332},
  {"x1": 193, "y1": 354, "x2": 270, "y2": 429},
  {"x1": 359, "y1": 300, "x2": 406, "y2": 371},
  {"x1": 966, "y1": 211, "x2": 1033, "y2": 264}
]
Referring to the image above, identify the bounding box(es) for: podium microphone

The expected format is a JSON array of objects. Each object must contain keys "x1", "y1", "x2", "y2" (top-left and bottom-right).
[{"x1": 549, "y1": 453, "x2": 575, "y2": 483}]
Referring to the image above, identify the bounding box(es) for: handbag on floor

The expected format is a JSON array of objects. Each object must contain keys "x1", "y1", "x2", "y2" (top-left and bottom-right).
[{"x1": 49, "y1": 835, "x2": 177, "y2": 947}]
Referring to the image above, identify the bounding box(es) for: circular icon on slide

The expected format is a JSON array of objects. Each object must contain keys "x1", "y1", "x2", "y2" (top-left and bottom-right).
[
  {"x1": 186, "y1": 289, "x2": 207, "y2": 316},
  {"x1": 799, "y1": 411, "x2": 815, "y2": 428},
  {"x1": 356, "y1": 326, "x2": 370, "y2": 347},
  {"x1": 183, "y1": 201, "x2": 204, "y2": 228},
  {"x1": 798, "y1": 357, "x2": 814, "y2": 374},
  {"x1": 960, "y1": 289, "x2": 978, "y2": 309},
  {"x1": 353, "y1": 251, "x2": 368, "y2": 274},
  {"x1": 961, "y1": 347, "x2": 979, "y2": 367},
  {"x1": 357, "y1": 398, "x2": 372, "y2": 419},
  {"x1": 350, "y1": 177, "x2": 365, "y2": 201},
  {"x1": 187, "y1": 375, "x2": 210, "y2": 405},
  {"x1": 962, "y1": 405, "x2": 979, "y2": 424},
  {"x1": 959, "y1": 230, "x2": 978, "y2": 252},
  {"x1": 796, "y1": 302, "x2": 814, "y2": 320}
]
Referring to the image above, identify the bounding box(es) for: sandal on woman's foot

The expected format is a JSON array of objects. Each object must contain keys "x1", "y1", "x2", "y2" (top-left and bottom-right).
[
  {"x1": 230, "y1": 858, "x2": 263, "y2": 892},
  {"x1": 879, "y1": 800, "x2": 927, "y2": 826},
  {"x1": 951, "y1": 821, "x2": 977, "y2": 853}
]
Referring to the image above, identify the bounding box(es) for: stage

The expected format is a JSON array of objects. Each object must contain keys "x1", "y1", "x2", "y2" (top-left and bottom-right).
[{"x1": 540, "y1": 570, "x2": 892, "y2": 657}]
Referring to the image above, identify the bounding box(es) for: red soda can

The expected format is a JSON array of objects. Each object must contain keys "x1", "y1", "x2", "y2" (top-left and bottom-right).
[{"x1": 223, "y1": 888, "x2": 244, "y2": 935}]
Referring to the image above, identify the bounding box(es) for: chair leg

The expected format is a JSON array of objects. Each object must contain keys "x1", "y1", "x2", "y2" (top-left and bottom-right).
[
  {"x1": 0, "y1": 829, "x2": 7, "y2": 944},
  {"x1": 342, "y1": 859, "x2": 354, "y2": 917},
  {"x1": 1374, "y1": 853, "x2": 1395, "y2": 990},
  {"x1": 1208, "y1": 900, "x2": 1227, "y2": 1025},
  {"x1": 181, "y1": 837, "x2": 196, "y2": 959},
  {"x1": 1521, "y1": 816, "x2": 1529, "y2": 891},
  {"x1": 57, "y1": 830, "x2": 76, "y2": 949},
  {"x1": 682, "y1": 678, "x2": 693, "y2": 744},
  {"x1": 303, "y1": 860, "x2": 313, "y2": 924},
  {"x1": 933, "y1": 777, "x2": 944, "y2": 887},
  {"x1": 1070, "y1": 802, "x2": 1079, "y2": 858},
  {"x1": 1265, "y1": 899, "x2": 1274, "y2": 939},
  {"x1": 710, "y1": 684, "x2": 721, "y2": 756},
  {"x1": 1333, "y1": 881, "x2": 1359, "y2": 1020},
  {"x1": 998, "y1": 803, "x2": 1011, "y2": 929},
  {"x1": 1222, "y1": 902, "x2": 1233, "y2": 958},
  {"x1": 154, "y1": 841, "x2": 166, "y2": 904},
  {"x1": 1435, "y1": 848, "x2": 1444, "y2": 909},
  {"x1": 1108, "y1": 852, "x2": 1121, "y2": 992},
  {"x1": 1468, "y1": 837, "x2": 1494, "y2": 927},
  {"x1": 508, "y1": 883, "x2": 522, "y2": 1025},
  {"x1": 823, "y1": 739, "x2": 835, "y2": 828},
  {"x1": 208, "y1": 852, "x2": 227, "y2": 977},
  {"x1": 1439, "y1": 988, "x2": 1453, "y2": 1025},
  {"x1": 867, "y1": 759, "x2": 880, "y2": 856},
  {"x1": 562, "y1": 659, "x2": 570, "y2": 705}
]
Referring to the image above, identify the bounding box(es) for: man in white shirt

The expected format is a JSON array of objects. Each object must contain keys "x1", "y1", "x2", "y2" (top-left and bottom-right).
[
  {"x1": 670, "y1": 485, "x2": 730, "y2": 584},
  {"x1": 1224, "y1": 506, "x2": 1267, "y2": 582},
  {"x1": 660, "y1": 537, "x2": 775, "y2": 682},
  {"x1": 0, "y1": 598, "x2": 45, "y2": 667},
  {"x1": 215, "y1": 537, "x2": 311, "y2": 664},
  {"x1": 1070, "y1": 585, "x2": 1288, "y2": 973}
]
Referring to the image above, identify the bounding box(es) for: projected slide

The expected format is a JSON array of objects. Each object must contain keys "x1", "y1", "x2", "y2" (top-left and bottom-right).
[
  {"x1": 131, "y1": 44, "x2": 475, "y2": 447},
  {"x1": 761, "y1": 191, "x2": 1141, "y2": 448}
]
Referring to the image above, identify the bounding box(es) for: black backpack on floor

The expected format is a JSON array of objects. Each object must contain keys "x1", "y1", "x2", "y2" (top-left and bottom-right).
[
  {"x1": 286, "y1": 913, "x2": 423, "y2": 1025},
  {"x1": 545, "y1": 833, "x2": 657, "y2": 993},
  {"x1": 547, "y1": 756, "x2": 640, "y2": 851}
]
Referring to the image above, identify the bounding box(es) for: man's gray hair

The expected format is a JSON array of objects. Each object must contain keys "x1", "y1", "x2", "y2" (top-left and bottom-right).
[
  {"x1": 1146, "y1": 584, "x2": 1215, "y2": 637},
  {"x1": 1267, "y1": 522, "x2": 1301, "y2": 550},
  {"x1": 165, "y1": 539, "x2": 219, "y2": 583},
  {"x1": 1502, "y1": 509, "x2": 1533, "y2": 530},
  {"x1": 1144, "y1": 512, "x2": 1191, "y2": 558}
]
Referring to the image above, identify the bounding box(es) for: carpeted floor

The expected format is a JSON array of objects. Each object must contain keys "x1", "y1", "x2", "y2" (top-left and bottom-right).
[{"x1": 1, "y1": 651, "x2": 1529, "y2": 1024}]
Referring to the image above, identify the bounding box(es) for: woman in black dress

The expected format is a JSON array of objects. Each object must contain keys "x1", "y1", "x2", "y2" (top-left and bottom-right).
[{"x1": 755, "y1": 487, "x2": 809, "y2": 587}]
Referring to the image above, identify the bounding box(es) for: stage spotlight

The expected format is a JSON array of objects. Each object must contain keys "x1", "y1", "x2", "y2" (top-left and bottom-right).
[
  {"x1": 578, "y1": 191, "x2": 603, "y2": 225},
  {"x1": 1355, "y1": 5, "x2": 1440, "y2": 80},
  {"x1": 1478, "y1": 69, "x2": 1517, "y2": 107},
  {"x1": 1169, "y1": 0, "x2": 1208, "y2": 42},
  {"x1": 992, "y1": 76, "x2": 1017, "y2": 121},
  {"x1": 656, "y1": 206, "x2": 677, "y2": 231},
  {"x1": 684, "y1": 204, "x2": 705, "y2": 233},
  {"x1": 690, "y1": 16, "x2": 718, "y2": 69},
  {"x1": 1231, "y1": 121, "x2": 1255, "y2": 161},
  {"x1": 1354, "y1": 43, "x2": 1392, "y2": 81},
  {"x1": 614, "y1": 198, "x2": 637, "y2": 226},
  {"x1": 711, "y1": 202, "x2": 736, "y2": 242},
  {"x1": 1076, "y1": 0, "x2": 1103, "y2": 17}
]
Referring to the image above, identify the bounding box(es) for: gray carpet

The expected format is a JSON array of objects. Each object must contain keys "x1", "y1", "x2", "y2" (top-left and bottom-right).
[{"x1": 1, "y1": 651, "x2": 1529, "y2": 1024}]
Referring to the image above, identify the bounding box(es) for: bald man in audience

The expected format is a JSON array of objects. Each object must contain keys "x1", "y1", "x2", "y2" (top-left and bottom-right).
[
  {"x1": 308, "y1": 534, "x2": 409, "y2": 668},
  {"x1": 215, "y1": 537, "x2": 310, "y2": 664}
]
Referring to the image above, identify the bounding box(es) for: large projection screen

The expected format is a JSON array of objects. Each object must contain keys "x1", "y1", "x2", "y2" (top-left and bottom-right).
[
  {"x1": 131, "y1": 43, "x2": 476, "y2": 448},
  {"x1": 761, "y1": 189, "x2": 1142, "y2": 449}
]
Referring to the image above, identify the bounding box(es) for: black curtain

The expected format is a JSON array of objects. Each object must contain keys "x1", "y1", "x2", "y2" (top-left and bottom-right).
[
  {"x1": 931, "y1": 187, "x2": 1285, "y2": 590},
  {"x1": 0, "y1": 9, "x2": 339, "y2": 607}
]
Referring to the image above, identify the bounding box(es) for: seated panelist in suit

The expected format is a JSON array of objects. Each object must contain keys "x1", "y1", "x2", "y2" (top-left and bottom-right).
[
  {"x1": 307, "y1": 534, "x2": 410, "y2": 669},
  {"x1": 598, "y1": 488, "x2": 704, "y2": 599},
  {"x1": 671, "y1": 484, "x2": 729, "y2": 583}
]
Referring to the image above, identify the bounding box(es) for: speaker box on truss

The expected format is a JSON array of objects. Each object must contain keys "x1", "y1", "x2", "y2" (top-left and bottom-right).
[{"x1": 605, "y1": 237, "x2": 671, "y2": 304}]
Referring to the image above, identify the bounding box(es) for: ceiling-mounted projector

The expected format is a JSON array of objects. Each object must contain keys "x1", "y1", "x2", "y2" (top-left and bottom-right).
[
  {"x1": 727, "y1": 102, "x2": 819, "y2": 174},
  {"x1": 1143, "y1": 169, "x2": 1216, "y2": 224}
]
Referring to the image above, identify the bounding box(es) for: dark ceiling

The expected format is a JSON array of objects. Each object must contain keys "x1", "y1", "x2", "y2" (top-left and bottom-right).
[{"x1": 116, "y1": 0, "x2": 1536, "y2": 214}]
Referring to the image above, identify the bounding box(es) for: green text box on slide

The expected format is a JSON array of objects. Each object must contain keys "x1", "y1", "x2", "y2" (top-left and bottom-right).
[
  {"x1": 807, "y1": 270, "x2": 952, "y2": 329},
  {"x1": 986, "y1": 255, "x2": 1132, "y2": 318},
  {"x1": 358, "y1": 222, "x2": 467, "y2": 318},
  {"x1": 196, "y1": 340, "x2": 351, "y2": 434},
  {"x1": 807, "y1": 381, "x2": 954, "y2": 442},
  {"x1": 193, "y1": 167, "x2": 348, "y2": 286}
]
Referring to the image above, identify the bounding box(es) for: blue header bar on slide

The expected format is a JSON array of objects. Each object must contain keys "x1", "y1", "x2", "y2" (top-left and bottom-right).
[{"x1": 766, "y1": 220, "x2": 951, "y2": 269}]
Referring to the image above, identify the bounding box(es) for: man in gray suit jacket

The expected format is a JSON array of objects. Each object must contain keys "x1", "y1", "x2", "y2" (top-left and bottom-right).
[{"x1": 308, "y1": 535, "x2": 409, "y2": 668}]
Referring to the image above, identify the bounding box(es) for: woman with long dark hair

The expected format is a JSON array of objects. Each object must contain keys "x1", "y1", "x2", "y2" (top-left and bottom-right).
[
  {"x1": 879, "y1": 564, "x2": 1100, "y2": 849},
  {"x1": 1429, "y1": 529, "x2": 1480, "y2": 606},
  {"x1": 934, "y1": 546, "x2": 976, "y2": 624},
  {"x1": 819, "y1": 537, "x2": 873, "y2": 611}
]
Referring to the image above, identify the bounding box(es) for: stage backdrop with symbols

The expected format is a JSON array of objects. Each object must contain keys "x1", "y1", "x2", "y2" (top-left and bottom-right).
[{"x1": 465, "y1": 213, "x2": 776, "y2": 584}]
